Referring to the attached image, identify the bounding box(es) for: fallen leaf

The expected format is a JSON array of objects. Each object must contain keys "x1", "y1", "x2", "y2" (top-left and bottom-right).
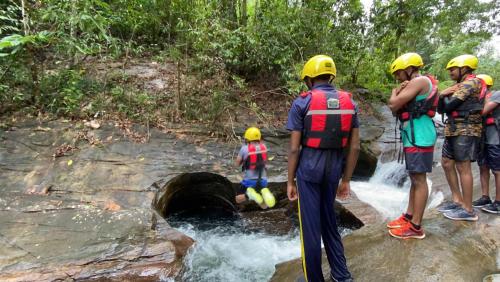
[
  {"x1": 268, "y1": 156, "x2": 275, "y2": 161},
  {"x1": 67, "y1": 160, "x2": 73, "y2": 166},
  {"x1": 104, "y1": 200, "x2": 121, "y2": 212}
]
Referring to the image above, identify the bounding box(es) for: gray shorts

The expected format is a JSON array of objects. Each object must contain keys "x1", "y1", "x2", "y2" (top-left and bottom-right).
[
  {"x1": 442, "y1": 136, "x2": 480, "y2": 162},
  {"x1": 478, "y1": 144, "x2": 500, "y2": 171}
]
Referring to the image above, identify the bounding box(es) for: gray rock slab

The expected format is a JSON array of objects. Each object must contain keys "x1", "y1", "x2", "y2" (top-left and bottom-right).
[{"x1": 271, "y1": 212, "x2": 499, "y2": 282}]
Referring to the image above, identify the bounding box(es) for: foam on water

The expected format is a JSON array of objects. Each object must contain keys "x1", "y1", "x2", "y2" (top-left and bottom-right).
[
  {"x1": 170, "y1": 214, "x2": 355, "y2": 281},
  {"x1": 175, "y1": 222, "x2": 301, "y2": 282},
  {"x1": 351, "y1": 161, "x2": 442, "y2": 219}
]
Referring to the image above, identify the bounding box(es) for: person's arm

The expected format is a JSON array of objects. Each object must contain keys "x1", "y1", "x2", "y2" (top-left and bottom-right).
[
  {"x1": 337, "y1": 128, "x2": 360, "y2": 200},
  {"x1": 442, "y1": 96, "x2": 464, "y2": 113},
  {"x1": 235, "y1": 146, "x2": 245, "y2": 167},
  {"x1": 388, "y1": 77, "x2": 427, "y2": 113},
  {"x1": 442, "y1": 80, "x2": 479, "y2": 112},
  {"x1": 287, "y1": 131, "x2": 301, "y2": 201},
  {"x1": 234, "y1": 155, "x2": 243, "y2": 167},
  {"x1": 483, "y1": 92, "x2": 500, "y2": 115},
  {"x1": 483, "y1": 101, "x2": 498, "y2": 115}
]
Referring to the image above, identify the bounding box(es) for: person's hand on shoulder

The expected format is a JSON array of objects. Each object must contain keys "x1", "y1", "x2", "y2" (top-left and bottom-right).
[
  {"x1": 393, "y1": 80, "x2": 410, "y2": 96},
  {"x1": 440, "y1": 84, "x2": 460, "y2": 96}
]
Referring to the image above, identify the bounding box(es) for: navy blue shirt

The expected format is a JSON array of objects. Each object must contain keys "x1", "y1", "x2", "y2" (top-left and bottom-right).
[{"x1": 286, "y1": 83, "x2": 360, "y2": 184}]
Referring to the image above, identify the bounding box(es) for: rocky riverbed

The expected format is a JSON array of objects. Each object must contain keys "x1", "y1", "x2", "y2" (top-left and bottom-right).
[{"x1": 1, "y1": 113, "x2": 498, "y2": 281}]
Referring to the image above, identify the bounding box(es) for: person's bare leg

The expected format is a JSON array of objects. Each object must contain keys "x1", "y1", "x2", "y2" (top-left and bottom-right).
[
  {"x1": 442, "y1": 157, "x2": 463, "y2": 204},
  {"x1": 494, "y1": 171, "x2": 500, "y2": 202},
  {"x1": 409, "y1": 173, "x2": 428, "y2": 226},
  {"x1": 479, "y1": 165, "x2": 491, "y2": 197},
  {"x1": 456, "y1": 161, "x2": 473, "y2": 212},
  {"x1": 236, "y1": 194, "x2": 246, "y2": 203},
  {"x1": 406, "y1": 182, "x2": 415, "y2": 216}
]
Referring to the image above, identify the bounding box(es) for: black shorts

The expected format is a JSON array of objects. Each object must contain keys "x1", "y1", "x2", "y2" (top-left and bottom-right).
[
  {"x1": 442, "y1": 136, "x2": 480, "y2": 162},
  {"x1": 478, "y1": 144, "x2": 500, "y2": 171},
  {"x1": 404, "y1": 146, "x2": 434, "y2": 173}
]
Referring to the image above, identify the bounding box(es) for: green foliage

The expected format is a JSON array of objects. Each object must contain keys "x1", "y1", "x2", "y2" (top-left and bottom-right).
[
  {"x1": 365, "y1": 0, "x2": 498, "y2": 93},
  {"x1": 39, "y1": 0, "x2": 119, "y2": 57},
  {"x1": 1, "y1": 0, "x2": 500, "y2": 124},
  {"x1": 477, "y1": 53, "x2": 500, "y2": 90},
  {"x1": 428, "y1": 36, "x2": 482, "y2": 81},
  {"x1": 40, "y1": 69, "x2": 100, "y2": 116},
  {"x1": 0, "y1": 0, "x2": 21, "y2": 36},
  {"x1": 0, "y1": 32, "x2": 51, "y2": 56}
]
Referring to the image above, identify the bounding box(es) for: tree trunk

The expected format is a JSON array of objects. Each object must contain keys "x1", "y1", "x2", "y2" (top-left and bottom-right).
[
  {"x1": 240, "y1": 0, "x2": 247, "y2": 26},
  {"x1": 20, "y1": 0, "x2": 29, "y2": 36},
  {"x1": 350, "y1": 54, "x2": 364, "y2": 85},
  {"x1": 27, "y1": 47, "x2": 40, "y2": 106},
  {"x1": 21, "y1": 0, "x2": 40, "y2": 106},
  {"x1": 225, "y1": 0, "x2": 238, "y2": 27}
]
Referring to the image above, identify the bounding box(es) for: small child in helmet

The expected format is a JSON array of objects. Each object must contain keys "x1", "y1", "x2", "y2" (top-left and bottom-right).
[{"x1": 235, "y1": 127, "x2": 276, "y2": 209}]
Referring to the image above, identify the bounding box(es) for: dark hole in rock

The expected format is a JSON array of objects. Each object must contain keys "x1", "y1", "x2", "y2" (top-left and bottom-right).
[
  {"x1": 152, "y1": 172, "x2": 364, "y2": 232},
  {"x1": 153, "y1": 172, "x2": 238, "y2": 220}
]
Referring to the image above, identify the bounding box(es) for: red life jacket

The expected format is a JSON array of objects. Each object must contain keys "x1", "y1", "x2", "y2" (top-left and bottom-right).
[
  {"x1": 243, "y1": 142, "x2": 267, "y2": 171},
  {"x1": 449, "y1": 74, "x2": 488, "y2": 119},
  {"x1": 398, "y1": 75, "x2": 439, "y2": 122},
  {"x1": 301, "y1": 89, "x2": 355, "y2": 149},
  {"x1": 485, "y1": 116, "x2": 496, "y2": 125},
  {"x1": 483, "y1": 91, "x2": 500, "y2": 126}
]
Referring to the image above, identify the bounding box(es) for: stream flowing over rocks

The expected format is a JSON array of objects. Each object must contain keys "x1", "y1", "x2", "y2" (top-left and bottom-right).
[{"x1": 1, "y1": 104, "x2": 498, "y2": 281}]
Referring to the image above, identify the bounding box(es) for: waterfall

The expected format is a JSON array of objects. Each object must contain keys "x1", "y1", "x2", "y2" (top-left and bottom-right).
[{"x1": 350, "y1": 161, "x2": 444, "y2": 219}]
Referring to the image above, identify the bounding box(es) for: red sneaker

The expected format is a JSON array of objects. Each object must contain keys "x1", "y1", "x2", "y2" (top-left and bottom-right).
[
  {"x1": 389, "y1": 222, "x2": 425, "y2": 239},
  {"x1": 386, "y1": 214, "x2": 409, "y2": 229}
]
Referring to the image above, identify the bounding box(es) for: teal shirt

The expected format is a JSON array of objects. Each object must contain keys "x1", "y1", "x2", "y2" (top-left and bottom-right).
[{"x1": 401, "y1": 77, "x2": 437, "y2": 148}]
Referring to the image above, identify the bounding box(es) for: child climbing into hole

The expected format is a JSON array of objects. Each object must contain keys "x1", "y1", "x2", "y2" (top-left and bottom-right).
[{"x1": 234, "y1": 127, "x2": 276, "y2": 209}]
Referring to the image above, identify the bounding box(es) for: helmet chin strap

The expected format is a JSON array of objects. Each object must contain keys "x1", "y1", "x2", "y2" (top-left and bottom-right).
[
  {"x1": 404, "y1": 68, "x2": 414, "y2": 81},
  {"x1": 306, "y1": 78, "x2": 313, "y2": 90},
  {"x1": 457, "y1": 68, "x2": 462, "y2": 82}
]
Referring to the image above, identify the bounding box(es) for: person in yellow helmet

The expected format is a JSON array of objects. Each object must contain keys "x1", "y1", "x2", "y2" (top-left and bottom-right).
[
  {"x1": 386, "y1": 52, "x2": 439, "y2": 239},
  {"x1": 286, "y1": 55, "x2": 359, "y2": 282},
  {"x1": 234, "y1": 127, "x2": 276, "y2": 209},
  {"x1": 437, "y1": 54, "x2": 488, "y2": 221},
  {"x1": 472, "y1": 75, "x2": 500, "y2": 214}
]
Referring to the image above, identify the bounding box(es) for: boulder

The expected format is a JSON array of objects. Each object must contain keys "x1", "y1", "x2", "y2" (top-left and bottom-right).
[{"x1": 270, "y1": 211, "x2": 499, "y2": 282}]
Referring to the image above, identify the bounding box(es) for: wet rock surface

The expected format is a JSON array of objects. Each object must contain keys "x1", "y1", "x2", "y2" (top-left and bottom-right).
[
  {"x1": 271, "y1": 210, "x2": 499, "y2": 282},
  {"x1": 0, "y1": 120, "x2": 244, "y2": 281}
]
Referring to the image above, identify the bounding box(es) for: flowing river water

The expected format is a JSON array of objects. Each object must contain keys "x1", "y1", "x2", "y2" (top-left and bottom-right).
[{"x1": 168, "y1": 160, "x2": 445, "y2": 281}]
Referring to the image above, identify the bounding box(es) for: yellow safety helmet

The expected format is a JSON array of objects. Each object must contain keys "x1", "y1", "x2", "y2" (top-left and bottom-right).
[
  {"x1": 477, "y1": 74, "x2": 493, "y2": 86},
  {"x1": 446, "y1": 54, "x2": 478, "y2": 70},
  {"x1": 244, "y1": 127, "x2": 261, "y2": 141},
  {"x1": 301, "y1": 55, "x2": 337, "y2": 80},
  {"x1": 390, "y1": 53, "x2": 424, "y2": 74}
]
